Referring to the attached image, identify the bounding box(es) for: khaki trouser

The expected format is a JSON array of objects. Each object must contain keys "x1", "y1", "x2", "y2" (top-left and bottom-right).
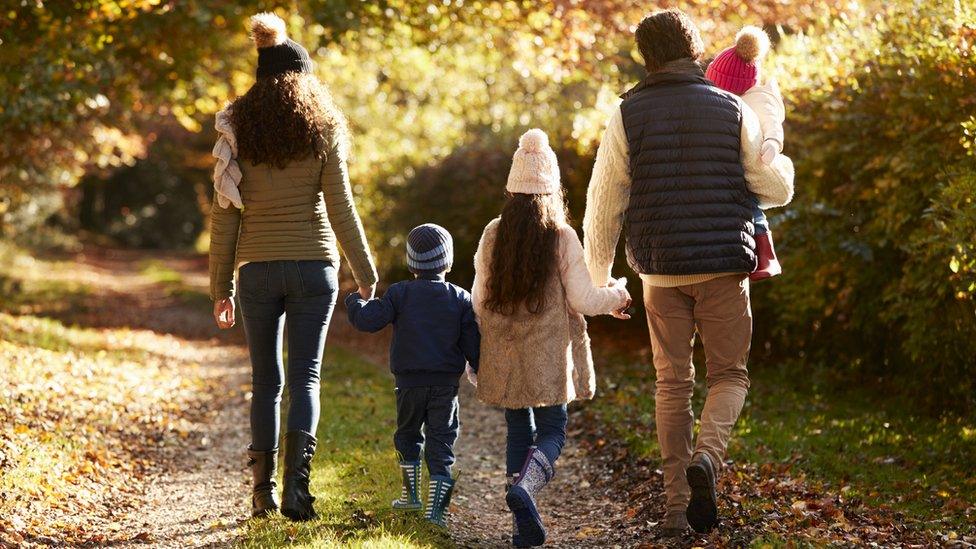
[{"x1": 643, "y1": 274, "x2": 752, "y2": 513}]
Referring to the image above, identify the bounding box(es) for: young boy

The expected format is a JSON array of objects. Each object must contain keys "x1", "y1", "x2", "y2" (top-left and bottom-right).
[{"x1": 345, "y1": 223, "x2": 480, "y2": 528}]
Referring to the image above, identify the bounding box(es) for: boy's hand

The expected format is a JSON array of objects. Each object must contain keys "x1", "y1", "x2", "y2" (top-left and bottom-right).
[
  {"x1": 760, "y1": 139, "x2": 780, "y2": 165},
  {"x1": 357, "y1": 284, "x2": 376, "y2": 300}
]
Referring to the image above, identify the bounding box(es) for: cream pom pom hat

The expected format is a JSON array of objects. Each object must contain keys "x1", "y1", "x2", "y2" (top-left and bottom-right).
[{"x1": 506, "y1": 128, "x2": 561, "y2": 195}]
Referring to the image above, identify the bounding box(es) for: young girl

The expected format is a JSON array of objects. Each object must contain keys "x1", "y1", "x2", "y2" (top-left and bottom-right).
[
  {"x1": 706, "y1": 26, "x2": 789, "y2": 280},
  {"x1": 470, "y1": 129, "x2": 631, "y2": 547}
]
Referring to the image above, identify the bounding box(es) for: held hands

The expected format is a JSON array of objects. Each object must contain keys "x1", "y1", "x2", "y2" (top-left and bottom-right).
[
  {"x1": 760, "y1": 139, "x2": 780, "y2": 165},
  {"x1": 607, "y1": 277, "x2": 632, "y2": 320},
  {"x1": 357, "y1": 284, "x2": 376, "y2": 300},
  {"x1": 213, "y1": 297, "x2": 235, "y2": 329}
]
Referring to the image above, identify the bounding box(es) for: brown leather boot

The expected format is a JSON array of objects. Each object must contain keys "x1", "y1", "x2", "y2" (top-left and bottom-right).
[
  {"x1": 750, "y1": 231, "x2": 782, "y2": 282},
  {"x1": 247, "y1": 446, "x2": 279, "y2": 517}
]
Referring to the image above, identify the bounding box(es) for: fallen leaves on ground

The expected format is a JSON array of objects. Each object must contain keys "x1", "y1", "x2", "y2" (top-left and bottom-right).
[{"x1": 0, "y1": 247, "x2": 240, "y2": 546}]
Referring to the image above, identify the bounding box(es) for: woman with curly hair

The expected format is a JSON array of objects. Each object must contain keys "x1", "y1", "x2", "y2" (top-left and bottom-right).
[
  {"x1": 470, "y1": 129, "x2": 631, "y2": 546},
  {"x1": 209, "y1": 13, "x2": 377, "y2": 521}
]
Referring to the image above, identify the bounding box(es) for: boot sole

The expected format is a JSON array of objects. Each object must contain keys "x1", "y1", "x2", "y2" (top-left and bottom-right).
[
  {"x1": 686, "y1": 462, "x2": 718, "y2": 533},
  {"x1": 506, "y1": 486, "x2": 545, "y2": 546},
  {"x1": 251, "y1": 506, "x2": 278, "y2": 518},
  {"x1": 749, "y1": 269, "x2": 781, "y2": 282},
  {"x1": 750, "y1": 262, "x2": 783, "y2": 282},
  {"x1": 281, "y1": 506, "x2": 317, "y2": 522},
  {"x1": 392, "y1": 502, "x2": 423, "y2": 511}
]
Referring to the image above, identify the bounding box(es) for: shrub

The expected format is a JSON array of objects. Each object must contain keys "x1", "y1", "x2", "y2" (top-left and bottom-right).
[
  {"x1": 76, "y1": 127, "x2": 209, "y2": 249},
  {"x1": 755, "y1": 0, "x2": 976, "y2": 411}
]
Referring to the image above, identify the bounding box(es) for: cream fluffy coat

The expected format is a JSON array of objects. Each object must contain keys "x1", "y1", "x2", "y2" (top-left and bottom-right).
[{"x1": 471, "y1": 219, "x2": 628, "y2": 409}]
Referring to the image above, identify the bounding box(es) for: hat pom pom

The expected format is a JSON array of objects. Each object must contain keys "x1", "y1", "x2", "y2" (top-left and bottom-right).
[
  {"x1": 734, "y1": 26, "x2": 770, "y2": 62},
  {"x1": 250, "y1": 12, "x2": 287, "y2": 48},
  {"x1": 518, "y1": 128, "x2": 549, "y2": 152}
]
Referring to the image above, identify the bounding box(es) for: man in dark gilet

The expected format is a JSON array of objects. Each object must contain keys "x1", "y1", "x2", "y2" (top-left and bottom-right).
[{"x1": 582, "y1": 8, "x2": 795, "y2": 535}]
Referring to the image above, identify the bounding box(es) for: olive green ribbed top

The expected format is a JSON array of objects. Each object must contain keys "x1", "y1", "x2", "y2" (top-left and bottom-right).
[{"x1": 209, "y1": 141, "x2": 378, "y2": 300}]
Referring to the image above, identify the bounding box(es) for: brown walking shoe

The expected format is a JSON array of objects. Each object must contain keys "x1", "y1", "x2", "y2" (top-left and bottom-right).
[
  {"x1": 661, "y1": 510, "x2": 689, "y2": 536},
  {"x1": 685, "y1": 452, "x2": 718, "y2": 533}
]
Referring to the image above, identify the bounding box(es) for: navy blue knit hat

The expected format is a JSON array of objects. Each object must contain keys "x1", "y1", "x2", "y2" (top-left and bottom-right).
[
  {"x1": 250, "y1": 13, "x2": 315, "y2": 79},
  {"x1": 407, "y1": 224, "x2": 453, "y2": 275}
]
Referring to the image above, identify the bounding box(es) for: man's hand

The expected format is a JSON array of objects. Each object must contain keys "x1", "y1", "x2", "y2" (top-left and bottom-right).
[
  {"x1": 357, "y1": 284, "x2": 376, "y2": 300},
  {"x1": 213, "y1": 297, "x2": 235, "y2": 329},
  {"x1": 760, "y1": 139, "x2": 780, "y2": 165},
  {"x1": 608, "y1": 277, "x2": 632, "y2": 320}
]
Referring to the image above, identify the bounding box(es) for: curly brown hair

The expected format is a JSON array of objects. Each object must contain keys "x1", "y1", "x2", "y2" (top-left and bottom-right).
[
  {"x1": 229, "y1": 72, "x2": 348, "y2": 168},
  {"x1": 484, "y1": 191, "x2": 569, "y2": 315},
  {"x1": 635, "y1": 9, "x2": 704, "y2": 72}
]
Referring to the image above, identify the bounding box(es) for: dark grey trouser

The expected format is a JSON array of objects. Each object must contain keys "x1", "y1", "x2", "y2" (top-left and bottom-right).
[
  {"x1": 239, "y1": 260, "x2": 338, "y2": 452},
  {"x1": 394, "y1": 385, "x2": 459, "y2": 478}
]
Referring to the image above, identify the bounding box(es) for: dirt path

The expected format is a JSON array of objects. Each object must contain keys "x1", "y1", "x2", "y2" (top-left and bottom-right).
[
  {"x1": 82, "y1": 250, "x2": 253, "y2": 548},
  {"x1": 111, "y1": 347, "x2": 251, "y2": 548},
  {"x1": 1, "y1": 248, "x2": 251, "y2": 547}
]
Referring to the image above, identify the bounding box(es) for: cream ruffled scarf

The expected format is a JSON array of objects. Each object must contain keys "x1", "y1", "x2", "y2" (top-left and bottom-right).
[{"x1": 212, "y1": 107, "x2": 243, "y2": 209}]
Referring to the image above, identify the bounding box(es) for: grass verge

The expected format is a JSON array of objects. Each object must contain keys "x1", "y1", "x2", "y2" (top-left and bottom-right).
[{"x1": 241, "y1": 347, "x2": 452, "y2": 549}]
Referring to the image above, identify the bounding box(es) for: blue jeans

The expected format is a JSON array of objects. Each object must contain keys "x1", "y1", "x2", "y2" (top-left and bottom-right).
[
  {"x1": 394, "y1": 385, "x2": 460, "y2": 478},
  {"x1": 238, "y1": 260, "x2": 338, "y2": 452},
  {"x1": 751, "y1": 196, "x2": 769, "y2": 236},
  {"x1": 504, "y1": 405, "x2": 568, "y2": 475}
]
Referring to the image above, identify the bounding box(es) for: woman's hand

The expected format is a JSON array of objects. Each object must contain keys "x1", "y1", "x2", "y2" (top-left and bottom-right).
[
  {"x1": 213, "y1": 297, "x2": 235, "y2": 329},
  {"x1": 358, "y1": 284, "x2": 376, "y2": 300}
]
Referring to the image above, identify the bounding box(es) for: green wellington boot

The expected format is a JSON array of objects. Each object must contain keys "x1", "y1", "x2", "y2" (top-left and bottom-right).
[
  {"x1": 425, "y1": 474, "x2": 456, "y2": 528},
  {"x1": 392, "y1": 459, "x2": 423, "y2": 511}
]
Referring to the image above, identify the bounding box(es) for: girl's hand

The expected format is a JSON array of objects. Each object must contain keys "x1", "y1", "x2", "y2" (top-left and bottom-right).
[
  {"x1": 358, "y1": 284, "x2": 376, "y2": 300},
  {"x1": 465, "y1": 364, "x2": 478, "y2": 387},
  {"x1": 611, "y1": 297, "x2": 632, "y2": 320},
  {"x1": 213, "y1": 297, "x2": 235, "y2": 329},
  {"x1": 760, "y1": 139, "x2": 780, "y2": 165}
]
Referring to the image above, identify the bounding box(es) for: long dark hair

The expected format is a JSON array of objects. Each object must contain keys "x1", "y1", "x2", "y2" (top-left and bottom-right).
[
  {"x1": 229, "y1": 72, "x2": 348, "y2": 169},
  {"x1": 484, "y1": 191, "x2": 568, "y2": 315}
]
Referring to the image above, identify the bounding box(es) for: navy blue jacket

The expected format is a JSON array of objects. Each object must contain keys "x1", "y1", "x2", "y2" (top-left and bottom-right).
[{"x1": 344, "y1": 273, "x2": 480, "y2": 388}]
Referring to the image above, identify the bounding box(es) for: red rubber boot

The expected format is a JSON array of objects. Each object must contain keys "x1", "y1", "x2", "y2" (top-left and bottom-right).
[{"x1": 750, "y1": 231, "x2": 782, "y2": 282}]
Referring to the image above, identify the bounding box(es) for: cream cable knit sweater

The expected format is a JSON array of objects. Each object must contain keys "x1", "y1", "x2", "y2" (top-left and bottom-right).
[{"x1": 582, "y1": 99, "x2": 795, "y2": 288}]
